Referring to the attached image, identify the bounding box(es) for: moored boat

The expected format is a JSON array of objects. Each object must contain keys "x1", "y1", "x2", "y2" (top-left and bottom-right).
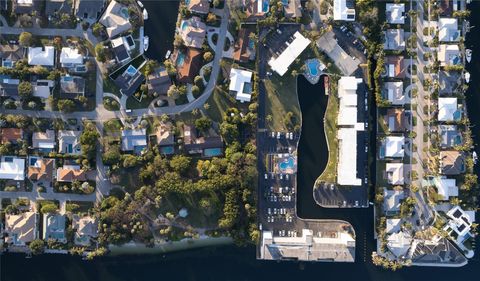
[
  {"x1": 165, "y1": 50, "x2": 172, "y2": 59},
  {"x1": 143, "y1": 8, "x2": 148, "y2": 20},
  {"x1": 465, "y1": 72, "x2": 470, "y2": 83},
  {"x1": 466, "y1": 49, "x2": 472, "y2": 63},
  {"x1": 473, "y1": 151, "x2": 478, "y2": 165},
  {"x1": 143, "y1": 36, "x2": 149, "y2": 52},
  {"x1": 137, "y1": 1, "x2": 144, "y2": 8},
  {"x1": 324, "y1": 76, "x2": 329, "y2": 96}
]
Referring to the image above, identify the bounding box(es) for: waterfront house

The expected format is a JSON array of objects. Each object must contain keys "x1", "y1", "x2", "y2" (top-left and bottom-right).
[
  {"x1": 111, "y1": 35, "x2": 135, "y2": 64},
  {"x1": 32, "y1": 130, "x2": 56, "y2": 152},
  {"x1": 58, "y1": 130, "x2": 82, "y2": 155},
  {"x1": 384, "y1": 29, "x2": 405, "y2": 51},
  {"x1": 386, "y1": 231, "x2": 412, "y2": 258},
  {"x1": 439, "y1": 0, "x2": 453, "y2": 16},
  {"x1": 4, "y1": 211, "x2": 37, "y2": 246},
  {"x1": 438, "y1": 71, "x2": 461, "y2": 95},
  {"x1": 333, "y1": 0, "x2": 355, "y2": 21},
  {"x1": 383, "y1": 188, "x2": 404, "y2": 213},
  {"x1": 56, "y1": 164, "x2": 86, "y2": 182},
  {"x1": 0, "y1": 128, "x2": 23, "y2": 144},
  {"x1": 433, "y1": 176, "x2": 458, "y2": 200},
  {"x1": 439, "y1": 125, "x2": 462, "y2": 148},
  {"x1": 385, "y1": 56, "x2": 406, "y2": 79},
  {"x1": 121, "y1": 128, "x2": 147, "y2": 153},
  {"x1": 384, "y1": 136, "x2": 405, "y2": 158},
  {"x1": 72, "y1": 215, "x2": 98, "y2": 246},
  {"x1": 445, "y1": 206, "x2": 475, "y2": 244},
  {"x1": 385, "y1": 163, "x2": 404, "y2": 185},
  {"x1": 384, "y1": 108, "x2": 407, "y2": 132},
  {"x1": 46, "y1": 0, "x2": 73, "y2": 15},
  {"x1": 60, "y1": 47, "x2": 83, "y2": 68},
  {"x1": 187, "y1": 0, "x2": 209, "y2": 15},
  {"x1": 384, "y1": 81, "x2": 405, "y2": 105},
  {"x1": 0, "y1": 44, "x2": 25, "y2": 68},
  {"x1": 60, "y1": 75, "x2": 86, "y2": 97},
  {"x1": 233, "y1": 27, "x2": 256, "y2": 63},
  {"x1": 438, "y1": 44, "x2": 461, "y2": 66},
  {"x1": 229, "y1": 68, "x2": 253, "y2": 103},
  {"x1": 386, "y1": 3, "x2": 405, "y2": 25},
  {"x1": 75, "y1": 0, "x2": 105, "y2": 20},
  {"x1": 439, "y1": 18, "x2": 460, "y2": 42},
  {"x1": 284, "y1": 0, "x2": 302, "y2": 19},
  {"x1": 27, "y1": 157, "x2": 55, "y2": 183},
  {"x1": 12, "y1": 0, "x2": 39, "y2": 14},
  {"x1": 244, "y1": 0, "x2": 268, "y2": 21},
  {"x1": 43, "y1": 213, "x2": 67, "y2": 243},
  {"x1": 438, "y1": 97, "x2": 460, "y2": 122},
  {"x1": 99, "y1": 0, "x2": 132, "y2": 38},
  {"x1": 0, "y1": 75, "x2": 19, "y2": 97},
  {"x1": 268, "y1": 31, "x2": 310, "y2": 76},
  {"x1": 386, "y1": 219, "x2": 402, "y2": 234},
  {"x1": 28, "y1": 46, "x2": 55, "y2": 67},
  {"x1": 180, "y1": 16, "x2": 207, "y2": 49},
  {"x1": 175, "y1": 47, "x2": 203, "y2": 83},
  {"x1": 113, "y1": 64, "x2": 145, "y2": 96},
  {"x1": 439, "y1": 150, "x2": 465, "y2": 175},
  {"x1": 147, "y1": 67, "x2": 171, "y2": 95},
  {"x1": 0, "y1": 156, "x2": 25, "y2": 181},
  {"x1": 182, "y1": 124, "x2": 224, "y2": 157},
  {"x1": 33, "y1": 79, "x2": 54, "y2": 99}
]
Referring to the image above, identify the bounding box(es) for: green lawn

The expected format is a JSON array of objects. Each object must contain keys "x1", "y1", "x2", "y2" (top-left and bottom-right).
[
  {"x1": 103, "y1": 78, "x2": 121, "y2": 98},
  {"x1": 103, "y1": 119, "x2": 123, "y2": 135},
  {"x1": 103, "y1": 97, "x2": 120, "y2": 111},
  {"x1": 126, "y1": 95, "x2": 154, "y2": 109},
  {"x1": 264, "y1": 75, "x2": 301, "y2": 132},
  {"x1": 205, "y1": 86, "x2": 237, "y2": 123}
]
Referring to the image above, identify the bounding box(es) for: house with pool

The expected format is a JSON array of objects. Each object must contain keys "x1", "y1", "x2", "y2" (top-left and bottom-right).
[
  {"x1": 182, "y1": 124, "x2": 224, "y2": 157},
  {"x1": 179, "y1": 16, "x2": 207, "y2": 49},
  {"x1": 243, "y1": 0, "x2": 269, "y2": 21},
  {"x1": 99, "y1": 0, "x2": 132, "y2": 39}
]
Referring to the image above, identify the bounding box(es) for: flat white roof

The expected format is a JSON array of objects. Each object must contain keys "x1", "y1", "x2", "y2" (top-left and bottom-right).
[
  {"x1": 337, "y1": 128, "x2": 361, "y2": 186},
  {"x1": 33, "y1": 85, "x2": 51, "y2": 99},
  {"x1": 385, "y1": 136, "x2": 405, "y2": 158},
  {"x1": 28, "y1": 46, "x2": 55, "y2": 66},
  {"x1": 0, "y1": 157, "x2": 25, "y2": 181},
  {"x1": 439, "y1": 18, "x2": 459, "y2": 42},
  {"x1": 229, "y1": 68, "x2": 253, "y2": 103},
  {"x1": 60, "y1": 47, "x2": 83, "y2": 65},
  {"x1": 338, "y1": 106, "x2": 357, "y2": 126},
  {"x1": 438, "y1": 97, "x2": 458, "y2": 121},
  {"x1": 386, "y1": 3, "x2": 405, "y2": 24},
  {"x1": 435, "y1": 177, "x2": 458, "y2": 200},
  {"x1": 386, "y1": 162, "x2": 404, "y2": 185},
  {"x1": 268, "y1": 31, "x2": 310, "y2": 76},
  {"x1": 386, "y1": 81, "x2": 405, "y2": 105},
  {"x1": 333, "y1": 0, "x2": 355, "y2": 21}
]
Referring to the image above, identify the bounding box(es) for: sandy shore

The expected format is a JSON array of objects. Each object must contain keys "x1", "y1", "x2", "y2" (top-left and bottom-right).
[{"x1": 108, "y1": 236, "x2": 233, "y2": 256}]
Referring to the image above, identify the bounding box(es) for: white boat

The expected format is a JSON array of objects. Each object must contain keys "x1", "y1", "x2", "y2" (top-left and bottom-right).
[
  {"x1": 473, "y1": 151, "x2": 478, "y2": 165},
  {"x1": 143, "y1": 36, "x2": 149, "y2": 52},
  {"x1": 466, "y1": 49, "x2": 472, "y2": 63},
  {"x1": 143, "y1": 8, "x2": 148, "y2": 20},
  {"x1": 165, "y1": 50, "x2": 171, "y2": 59},
  {"x1": 137, "y1": 1, "x2": 144, "y2": 8},
  {"x1": 465, "y1": 72, "x2": 470, "y2": 83}
]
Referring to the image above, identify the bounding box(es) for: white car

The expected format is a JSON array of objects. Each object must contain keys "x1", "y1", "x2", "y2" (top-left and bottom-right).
[
  {"x1": 276, "y1": 132, "x2": 281, "y2": 139},
  {"x1": 268, "y1": 208, "x2": 272, "y2": 215},
  {"x1": 264, "y1": 173, "x2": 268, "y2": 180}
]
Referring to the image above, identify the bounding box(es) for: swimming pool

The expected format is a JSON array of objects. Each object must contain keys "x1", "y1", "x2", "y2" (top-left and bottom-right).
[
  {"x1": 204, "y1": 148, "x2": 222, "y2": 157},
  {"x1": 181, "y1": 21, "x2": 188, "y2": 31},
  {"x1": 160, "y1": 146, "x2": 174, "y2": 155},
  {"x1": 177, "y1": 53, "x2": 185, "y2": 66},
  {"x1": 263, "y1": 0, "x2": 270, "y2": 13},
  {"x1": 126, "y1": 65, "x2": 138, "y2": 76},
  {"x1": 279, "y1": 157, "x2": 295, "y2": 171},
  {"x1": 307, "y1": 60, "x2": 319, "y2": 76},
  {"x1": 120, "y1": 7, "x2": 129, "y2": 19}
]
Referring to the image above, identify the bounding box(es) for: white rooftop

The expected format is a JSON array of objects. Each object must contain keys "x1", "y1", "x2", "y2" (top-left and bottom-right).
[
  {"x1": 60, "y1": 47, "x2": 83, "y2": 66},
  {"x1": 438, "y1": 97, "x2": 458, "y2": 122},
  {"x1": 229, "y1": 68, "x2": 253, "y2": 103},
  {"x1": 386, "y1": 218, "x2": 402, "y2": 234},
  {"x1": 438, "y1": 44, "x2": 460, "y2": 66},
  {"x1": 435, "y1": 177, "x2": 458, "y2": 200},
  {"x1": 337, "y1": 128, "x2": 361, "y2": 186},
  {"x1": 385, "y1": 136, "x2": 405, "y2": 158},
  {"x1": 385, "y1": 81, "x2": 405, "y2": 105},
  {"x1": 0, "y1": 157, "x2": 25, "y2": 181},
  {"x1": 28, "y1": 46, "x2": 55, "y2": 66},
  {"x1": 268, "y1": 31, "x2": 310, "y2": 76},
  {"x1": 387, "y1": 231, "x2": 411, "y2": 258},
  {"x1": 386, "y1": 162, "x2": 404, "y2": 185},
  {"x1": 386, "y1": 3, "x2": 405, "y2": 24},
  {"x1": 333, "y1": 0, "x2": 355, "y2": 21},
  {"x1": 439, "y1": 18, "x2": 459, "y2": 42}
]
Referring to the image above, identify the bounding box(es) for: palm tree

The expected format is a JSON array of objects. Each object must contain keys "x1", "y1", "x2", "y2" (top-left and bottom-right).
[{"x1": 203, "y1": 103, "x2": 210, "y2": 110}]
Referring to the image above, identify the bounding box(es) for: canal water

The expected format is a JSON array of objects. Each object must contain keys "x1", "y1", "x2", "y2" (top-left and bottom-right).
[{"x1": 1, "y1": 2, "x2": 480, "y2": 281}]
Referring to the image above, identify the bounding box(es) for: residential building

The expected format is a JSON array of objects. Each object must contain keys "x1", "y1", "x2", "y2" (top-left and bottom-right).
[
  {"x1": 445, "y1": 206, "x2": 475, "y2": 244},
  {"x1": 439, "y1": 125, "x2": 462, "y2": 148},
  {"x1": 0, "y1": 44, "x2": 25, "y2": 68},
  {"x1": 284, "y1": 0, "x2": 302, "y2": 19},
  {"x1": 0, "y1": 156, "x2": 25, "y2": 181},
  {"x1": 60, "y1": 75, "x2": 86, "y2": 96},
  {"x1": 383, "y1": 188, "x2": 404, "y2": 213},
  {"x1": 0, "y1": 75, "x2": 19, "y2": 97},
  {"x1": 384, "y1": 108, "x2": 407, "y2": 132},
  {"x1": 384, "y1": 29, "x2": 405, "y2": 51},
  {"x1": 268, "y1": 31, "x2": 310, "y2": 76},
  {"x1": 229, "y1": 68, "x2": 253, "y2": 103},
  {"x1": 175, "y1": 48, "x2": 203, "y2": 83},
  {"x1": 386, "y1": 3, "x2": 405, "y2": 24},
  {"x1": 183, "y1": 124, "x2": 223, "y2": 156},
  {"x1": 439, "y1": 150, "x2": 465, "y2": 175},
  {"x1": 384, "y1": 81, "x2": 405, "y2": 105},
  {"x1": 147, "y1": 67, "x2": 171, "y2": 95},
  {"x1": 46, "y1": 0, "x2": 73, "y2": 15},
  {"x1": 12, "y1": 0, "x2": 38, "y2": 14},
  {"x1": 439, "y1": 18, "x2": 460, "y2": 42},
  {"x1": 438, "y1": 97, "x2": 461, "y2": 122},
  {"x1": 187, "y1": 0, "x2": 209, "y2": 14},
  {"x1": 233, "y1": 27, "x2": 256, "y2": 63},
  {"x1": 385, "y1": 163, "x2": 404, "y2": 185},
  {"x1": 0, "y1": 128, "x2": 23, "y2": 144},
  {"x1": 58, "y1": 130, "x2": 82, "y2": 155},
  {"x1": 32, "y1": 130, "x2": 56, "y2": 152},
  {"x1": 75, "y1": 0, "x2": 105, "y2": 20},
  {"x1": 43, "y1": 214, "x2": 66, "y2": 243},
  {"x1": 121, "y1": 128, "x2": 147, "y2": 153},
  {"x1": 4, "y1": 212, "x2": 37, "y2": 245},
  {"x1": 56, "y1": 165, "x2": 86, "y2": 182},
  {"x1": 384, "y1": 136, "x2": 405, "y2": 158},
  {"x1": 385, "y1": 56, "x2": 406, "y2": 79},
  {"x1": 386, "y1": 231, "x2": 412, "y2": 258},
  {"x1": 99, "y1": 0, "x2": 132, "y2": 38},
  {"x1": 114, "y1": 65, "x2": 145, "y2": 96},
  {"x1": 27, "y1": 157, "x2": 55, "y2": 182},
  {"x1": 154, "y1": 122, "x2": 174, "y2": 146},
  {"x1": 33, "y1": 79, "x2": 54, "y2": 99},
  {"x1": 180, "y1": 16, "x2": 207, "y2": 49},
  {"x1": 60, "y1": 47, "x2": 83, "y2": 68},
  {"x1": 438, "y1": 44, "x2": 461, "y2": 66},
  {"x1": 433, "y1": 176, "x2": 458, "y2": 200},
  {"x1": 386, "y1": 219, "x2": 402, "y2": 234},
  {"x1": 244, "y1": 0, "x2": 267, "y2": 20},
  {"x1": 28, "y1": 46, "x2": 55, "y2": 67},
  {"x1": 72, "y1": 215, "x2": 98, "y2": 246},
  {"x1": 111, "y1": 36, "x2": 135, "y2": 63},
  {"x1": 438, "y1": 71, "x2": 461, "y2": 95},
  {"x1": 333, "y1": 0, "x2": 355, "y2": 21}
]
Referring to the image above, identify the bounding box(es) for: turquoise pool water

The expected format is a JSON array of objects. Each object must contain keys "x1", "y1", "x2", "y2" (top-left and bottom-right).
[
  {"x1": 160, "y1": 146, "x2": 174, "y2": 155},
  {"x1": 177, "y1": 53, "x2": 185, "y2": 66},
  {"x1": 308, "y1": 60, "x2": 319, "y2": 76},
  {"x1": 263, "y1": 0, "x2": 270, "y2": 12},
  {"x1": 453, "y1": 110, "x2": 462, "y2": 121},
  {"x1": 120, "y1": 7, "x2": 129, "y2": 19},
  {"x1": 454, "y1": 135, "x2": 462, "y2": 145},
  {"x1": 181, "y1": 21, "x2": 188, "y2": 31},
  {"x1": 279, "y1": 157, "x2": 295, "y2": 171},
  {"x1": 204, "y1": 148, "x2": 222, "y2": 157}
]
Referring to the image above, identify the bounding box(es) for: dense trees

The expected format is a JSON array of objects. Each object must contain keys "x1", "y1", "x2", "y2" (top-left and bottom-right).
[
  {"x1": 195, "y1": 116, "x2": 212, "y2": 132},
  {"x1": 80, "y1": 122, "x2": 99, "y2": 163},
  {"x1": 57, "y1": 99, "x2": 75, "y2": 113},
  {"x1": 19, "y1": 32, "x2": 33, "y2": 47},
  {"x1": 29, "y1": 239, "x2": 45, "y2": 255},
  {"x1": 18, "y1": 81, "x2": 33, "y2": 99}
]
